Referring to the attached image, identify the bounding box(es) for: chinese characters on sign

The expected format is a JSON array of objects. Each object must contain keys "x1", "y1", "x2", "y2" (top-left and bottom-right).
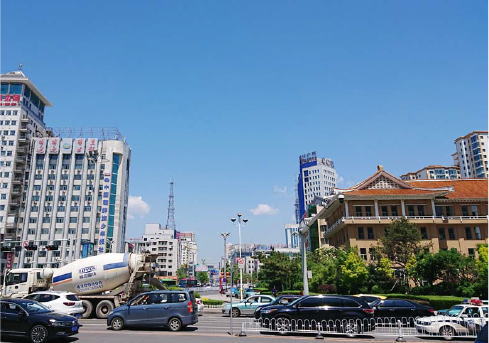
[
  {"x1": 97, "y1": 171, "x2": 112, "y2": 254},
  {"x1": 0, "y1": 94, "x2": 20, "y2": 106},
  {"x1": 86, "y1": 138, "x2": 98, "y2": 152},
  {"x1": 35, "y1": 138, "x2": 47, "y2": 154},
  {"x1": 74, "y1": 138, "x2": 85, "y2": 154},
  {"x1": 48, "y1": 138, "x2": 60, "y2": 154}
]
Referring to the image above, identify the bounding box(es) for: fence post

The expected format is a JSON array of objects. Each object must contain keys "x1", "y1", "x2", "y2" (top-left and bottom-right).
[
  {"x1": 395, "y1": 320, "x2": 406, "y2": 342},
  {"x1": 315, "y1": 322, "x2": 324, "y2": 340},
  {"x1": 238, "y1": 322, "x2": 247, "y2": 337}
]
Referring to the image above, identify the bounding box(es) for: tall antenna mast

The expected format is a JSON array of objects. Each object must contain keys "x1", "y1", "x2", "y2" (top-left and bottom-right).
[{"x1": 165, "y1": 180, "x2": 176, "y2": 230}]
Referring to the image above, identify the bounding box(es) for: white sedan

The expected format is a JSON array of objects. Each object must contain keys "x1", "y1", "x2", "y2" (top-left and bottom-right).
[
  {"x1": 24, "y1": 290, "x2": 84, "y2": 316},
  {"x1": 416, "y1": 304, "x2": 488, "y2": 340}
]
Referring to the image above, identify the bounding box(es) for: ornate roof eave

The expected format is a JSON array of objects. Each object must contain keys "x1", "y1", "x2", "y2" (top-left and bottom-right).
[
  {"x1": 344, "y1": 191, "x2": 449, "y2": 201},
  {"x1": 435, "y1": 198, "x2": 489, "y2": 203}
]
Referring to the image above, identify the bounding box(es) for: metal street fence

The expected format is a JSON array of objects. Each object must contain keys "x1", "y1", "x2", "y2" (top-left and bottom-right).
[{"x1": 240, "y1": 316, "x2": 486, "y2": 340}]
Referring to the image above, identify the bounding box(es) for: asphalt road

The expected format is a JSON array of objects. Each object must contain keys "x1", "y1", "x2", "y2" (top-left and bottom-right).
[{"x1": 2, "y1": 312, "x2": 473, "y2": 343}]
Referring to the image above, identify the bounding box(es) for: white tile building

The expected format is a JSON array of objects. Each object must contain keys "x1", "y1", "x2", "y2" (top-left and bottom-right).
[
  {"x1": 452, "y1": 131, "x2": 488, "y2": 179},
  {"x1": 177, "y1": 231, "x2": 197, "y2": 268},
  {"x1": 400, "y1": 165, "x2": 461, "y2": 180},
  {"x1": 140, "y1": 224, "x2": 179, "y2": 277},
  {"x1": 17, "y1": 133, "x2": 130, "y2": 268},
  {"x1": 0, "y1": 71, "x2": 51, "y2": 241}
]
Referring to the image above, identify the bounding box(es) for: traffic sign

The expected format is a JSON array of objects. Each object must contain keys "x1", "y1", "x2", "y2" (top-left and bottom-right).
[
  {"x1": 236, "y1": 257, "x2": 245, "y2": 269},
  {"x1": 22, "y1": 241, "x2": 29, "y2": 248}
]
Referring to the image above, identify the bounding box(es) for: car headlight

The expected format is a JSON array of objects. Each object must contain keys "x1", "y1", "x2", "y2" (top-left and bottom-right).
[
  {"x1": 261, "y1": 309, "x2": 278, "y2": 314},
  {"x1": 49, "y1": 318, "x2": 66, "y2": 327}
]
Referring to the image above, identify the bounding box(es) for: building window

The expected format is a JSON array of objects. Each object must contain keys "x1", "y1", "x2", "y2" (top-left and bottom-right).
[
  {"x1": 391, "y1": 206, "x2": 398, "y2": 216},
  {"x1": 381, "y1": 206, "x2": 388, "y2": 216},
  {"x1": 42, "y1": 217, "x2": 51, "y2": 224},
  {"x1": 420, "y1": 227, "x2": 428, "y2": 239},
  {"x1": 355, "y1": 206, "x2": 362, "y2": 216},
  {"x1": 69, "y1": 217, "x2": 77, "y2": 223},
  {"x1": 407, "y1": 205, "x2": 415, "y2": 216},
  {"x1": 357, "y1": 227, "x2": 365, "y2": 240},
  {"x1": 471, "y1": 205, "x2": 478, "y2": 216},
  {"x1": 465, "y1": 227, "x2": 473, "y2": 240},
  {"x1": 359, "y1": 248, "x2": 367, "y2": 260},
  {"x1": 438, "y1": 228, "x2": 446, "y2": 240},
  {"x1": 417, "y1": 205, "x2": 425, "y2": 216},
  {"x1": 468, "y1": 248, "x2": 475, "y2": 258},
  {"x1": 28, "y1": 217, "x2": 37, "y2": 224},
  {"x1": 474, "y1": 227, "x2": 481, "y2": 240},
  {"x1": 461, "y1": 205, "x2": 468, "y2": 216},
  {"x1": 56, "y1": 217, "x2": 64, "y2": 223},
  {"x1": 447, "y1": 228, "x2": 456, "y2": 240},
  {"x1": 367, "y1": 227, "x2": 374, "y2": 239}
]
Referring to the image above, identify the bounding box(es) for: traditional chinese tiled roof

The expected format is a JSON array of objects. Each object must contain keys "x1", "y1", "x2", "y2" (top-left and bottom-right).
[
  {"x1": 407, "y1": 179, "x2": 488, "y2": 199},
  {"x1": 346, "y1": 189, "x2": 446, "y2": 196}
]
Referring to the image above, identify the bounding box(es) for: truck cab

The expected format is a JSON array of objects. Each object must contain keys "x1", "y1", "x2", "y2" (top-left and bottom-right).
[{"x1": 3, "y1": 268, "x2": 51, "y2": 297}]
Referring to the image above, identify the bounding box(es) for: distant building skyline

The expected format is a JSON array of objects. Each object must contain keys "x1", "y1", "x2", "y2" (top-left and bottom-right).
[{"x1": 452, "y1": 131, "x2": 488, "y2": 179}]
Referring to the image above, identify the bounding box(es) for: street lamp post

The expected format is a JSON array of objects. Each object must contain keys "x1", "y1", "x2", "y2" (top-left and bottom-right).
[
  {"x1": 231, "y1": 213, "x2": 248, "y2": 301},
  {"x1": 297, "y1": 218, "x2": 311, "y2": 295},
  {"x1": 220, "y1": 233, "x2": 230, "y2": 293}
]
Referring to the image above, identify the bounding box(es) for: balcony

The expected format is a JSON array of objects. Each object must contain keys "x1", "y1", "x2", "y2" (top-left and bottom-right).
[
  {"x1": 20, "y1": 115, "x2": 29, "y2": 122},
  {"x1": 17, "y1": 136, "x2": 28, "y2": 144},
  {"x1": 323, "y1": 215, "x2": 489, "y2": 238}
]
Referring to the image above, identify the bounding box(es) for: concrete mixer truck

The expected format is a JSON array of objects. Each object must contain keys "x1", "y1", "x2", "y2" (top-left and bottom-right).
[{"x1": 1, "y1": 253, "x2": 165, "y2": 319}]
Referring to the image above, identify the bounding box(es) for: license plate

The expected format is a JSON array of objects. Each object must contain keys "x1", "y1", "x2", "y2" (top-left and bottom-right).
[{"x1": 71, "y1": 326, "x2": 78, "y2": 332}]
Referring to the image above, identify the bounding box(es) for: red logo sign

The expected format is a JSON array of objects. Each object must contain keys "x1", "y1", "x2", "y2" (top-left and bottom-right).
[
  {"x1": 0, "y1": 94, "x2": 21, "y2": 106},
  {"x1": 5, "y1": 252, "x2": 13, "y2": 269}
]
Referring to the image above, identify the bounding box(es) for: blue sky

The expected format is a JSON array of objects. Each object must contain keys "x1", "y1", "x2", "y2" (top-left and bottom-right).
[{"x1": 2, "y1": 1, "x2": 487, "y2": 263}]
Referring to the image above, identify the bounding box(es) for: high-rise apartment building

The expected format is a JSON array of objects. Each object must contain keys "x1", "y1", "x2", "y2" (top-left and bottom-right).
[
  {"x1": 400, "y1": 165, "x2": 461, "y2": 180},
  {"x1": 17, "y1": 131, "x2": 130, "y2": 268},
  {"x1": 0, "y1": 71, "x2": 51, "y2": 240},
  {"x1": 284, "y1": 224, "x2": 300, "y2": 248},
  {"x1": 452, "y1": 131, "x2": 488, "y2": 179},
  {"x1": 296, "y1": 152, "x2": 337, "y2": 222},
  {"x1": 177, "y1": 231, "x2": 197, "y2": 268},
  {"x1": 140, "y1": 224, "x2": 179, "y2": 277}
]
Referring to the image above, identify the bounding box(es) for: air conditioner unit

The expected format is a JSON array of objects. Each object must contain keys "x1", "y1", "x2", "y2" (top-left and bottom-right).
[{"x1": 50, "y1": 170, "x2": 54, "y2": 174}]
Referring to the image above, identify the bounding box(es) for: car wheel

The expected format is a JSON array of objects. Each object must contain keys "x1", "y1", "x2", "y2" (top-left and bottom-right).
[
  {"x1": 231, "y1": 308, "x2": 240, "y2": 317},
  {"x1": 274, "y1": 316, "x2": 291, "y2": 335},
  {"x1": 168, "y1": 317, "x2": 182, "y2": 332},
  {"x1": 439, "y1": 325, "x2": 456, "y2": 340},
  {"x1": 30, "y1": 324, "x2": 48, "y2": 343},
  {"x1": 110, "y1": 317, "x2": 124, "y2": 331},
  {"x1": 95, "y1": 300, "x2": 114, "y2": 319},
  {"x1": 81, "y1": 300, "x2": 93, "y2": 319}
]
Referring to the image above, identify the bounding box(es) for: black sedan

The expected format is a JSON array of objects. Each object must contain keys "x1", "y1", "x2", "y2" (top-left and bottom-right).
[
  {"x1": 254, "y1": 295, "x2": 303, "y2": 319},
  {"x1": 258, "y1": 295, "x2": 375, "y2": 334},
  {"x1": 0, "y1": 298, "x2": 80, "y2": 343},
  {"x1": 371, "y1": 299, "x2": 435, "y2": 319}
]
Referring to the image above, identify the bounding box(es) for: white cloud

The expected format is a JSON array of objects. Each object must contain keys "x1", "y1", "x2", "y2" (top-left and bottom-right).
[
  {"x1": 250, "y1": 204, "x2": 279, "y2": 216},
  {"x1": 128, "y1": 195, "x2": 150, "y2": 219},
  {"x1": 273, "y1": 186, "x2": 288, "y2": 194}
]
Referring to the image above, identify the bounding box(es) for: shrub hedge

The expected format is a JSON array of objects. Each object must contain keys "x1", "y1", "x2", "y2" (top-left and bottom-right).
[{"x1": 202, "y1": 299, "x2": 224, "y2": 305}]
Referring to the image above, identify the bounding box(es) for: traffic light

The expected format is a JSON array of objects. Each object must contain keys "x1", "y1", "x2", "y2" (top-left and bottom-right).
[{"x1": 45, "y1": 245, "x2": 58, "y2": 251}]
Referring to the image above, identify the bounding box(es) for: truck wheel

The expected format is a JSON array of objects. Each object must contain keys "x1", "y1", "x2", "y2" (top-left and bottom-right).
[
  {"x1": 81, "y1": 300, "x2": 93, "y2": 319},
  {"x1": 168, "y1": 317, "x2": 182, "y2": 331},
  {"x1": 95, "y1": 300, "x2": 114, "y2": 319},
  {"x1": 110, "y1": 317, "x2": 124, "y2": 331}
]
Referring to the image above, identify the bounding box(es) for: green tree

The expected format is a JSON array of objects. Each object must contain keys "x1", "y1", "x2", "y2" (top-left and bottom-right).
[
  {"x1": 335, "y1": 249, "x2": 369, "y2": 294},
  {"x1": 177, "y1": 264, "x2": 188, "y2": 280},
  {"x1": 308, "y1": 247, "x2": 339, "y2": 293},
  {"x1": 473, "y1": 244, "x2": 488, "y2": 298},
  {"x1": 412, "y1": 249, "x2": 476, "y2": 296},
  {"x1": 257, "y1": 252, "x2": 301, "y2": 291},
  {"x1": 196, "y1": 271, "x2": 209, "y2": 285},
  {"x1": 380, "y1": 218, "x2": 425, "y2": 268}
]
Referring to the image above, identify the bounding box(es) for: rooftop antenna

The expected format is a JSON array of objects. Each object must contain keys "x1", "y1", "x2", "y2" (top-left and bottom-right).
[
  {"x1": 165, "y1": 180, "x2": 176, "y2": 230},
  {"x1": 18, "y1": 64, "x2": 23, "y2": 71}
]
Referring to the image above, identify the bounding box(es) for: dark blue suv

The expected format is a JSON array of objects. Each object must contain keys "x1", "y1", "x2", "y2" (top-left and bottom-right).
[{"x1": 107, "y1": 290, "x2": 198, "y2": 331}]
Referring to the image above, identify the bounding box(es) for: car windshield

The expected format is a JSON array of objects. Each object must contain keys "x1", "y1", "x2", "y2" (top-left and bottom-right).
[
  {"x1": 446, "y1": 306, "x2": 464, "y2": 317},
  {"x1": 288, "y1": 297, "x2": 303, "y2": 306},
  {"x1": 5, "y1": 272, "x2": 28, "y2": 286},
  {"x1": 21, "y1": 301, "x2": 51, "y2": 314}
]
